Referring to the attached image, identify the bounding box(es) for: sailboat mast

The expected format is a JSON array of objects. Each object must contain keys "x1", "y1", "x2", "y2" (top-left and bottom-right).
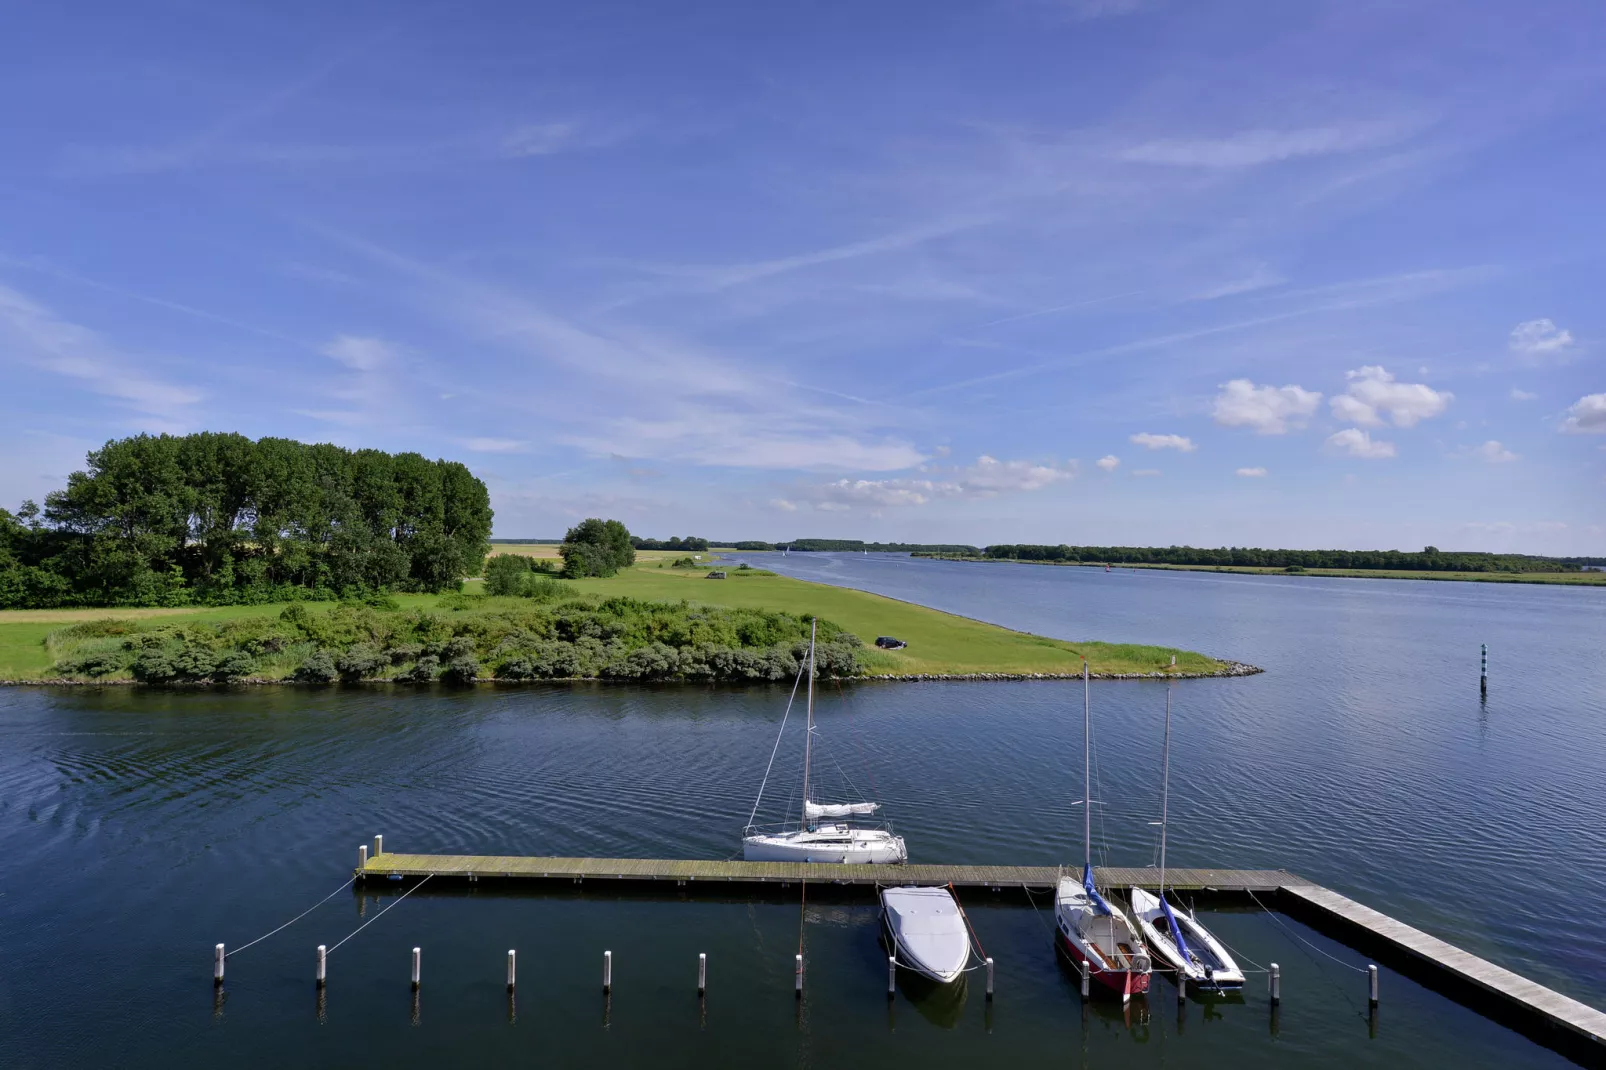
[
  {"x1": 1160, "y1": 686, "x2": 1172, "y2": 895},
  {"x1": 801, "y1": 618, "x2": 816, "y2": 824},
  {"x1": 1082, "y1": 660, "x2": 1091, "y2": 872}
]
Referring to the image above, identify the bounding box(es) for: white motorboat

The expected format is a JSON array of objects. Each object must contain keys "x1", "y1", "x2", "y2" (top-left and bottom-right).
[
  {"x1": 741, "y1": 620, "x2": 907, "y2": 864},
  {"x1": 881, "y1": 886, "x2": 971, "y2": 983},
  {"x1": 1054, "y1": 662, "x2": 1152, "y2": 1002},
  {"x1": 1129, "y1": 687, "x2": 1245, "y2": 990}
]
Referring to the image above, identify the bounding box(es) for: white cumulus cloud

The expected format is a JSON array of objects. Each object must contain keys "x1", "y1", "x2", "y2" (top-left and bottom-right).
[
  {"x1": 1096, "y1": 455, "x2": 1120, "y2": 472},
  {"x1": 1510, "y1": 388, "x2": 1537, "y2": 401},
  {"x1": 1328, "y1": 365, "x2": 1451, "y2": 428},
  {"x1": 1509, "y1": 318, "x2": 1573, "y2": 359},
  {"x1": 1212, "y1": 379, "x2": 1322, "y2": 434},
  {"x1": 1471, "y1": 440, "x2": 1517, "y2": 463},
  {"x1": 1235, "y1": 467, "x2": 1268, "y2": 477},
  {"x1": 1560, "y1": 393, "x2": 1606, "y2": 434},
  {"x1": 1326, "y1": 428, "x2": 1396, "y2": 459},
  {"x1": 1130, "y1": 432, "x2": 1197, "y2": 452}
]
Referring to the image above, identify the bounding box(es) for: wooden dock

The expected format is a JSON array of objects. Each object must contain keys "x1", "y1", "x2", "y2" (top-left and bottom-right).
[
  {"x1": 355, "y1": 846, "x2": 1605, "y2": 1065},
  {"x1": 356, "y1": 852, "x2": 1293, "y2": 892}
]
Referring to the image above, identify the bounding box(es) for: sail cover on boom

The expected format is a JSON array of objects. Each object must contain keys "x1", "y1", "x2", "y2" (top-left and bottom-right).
[
  {"x1": 804, "y1": 801, "x2": 879, "y2": 818},
  {"x1": 1159, "y1": 897, "x2": 1194, "y2": 963},
  {"x1": 1082, "y1": 863, "x2": 1118, "y2": 916}
]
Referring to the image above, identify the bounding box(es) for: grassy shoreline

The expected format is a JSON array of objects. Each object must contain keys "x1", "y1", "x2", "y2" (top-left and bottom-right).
[
  {"x1": 0, "y1": 562, "x2": 1251, "y2": 683},
  {"x1": 919, "y1": 556, "x2": 1606, "y2": 586}
]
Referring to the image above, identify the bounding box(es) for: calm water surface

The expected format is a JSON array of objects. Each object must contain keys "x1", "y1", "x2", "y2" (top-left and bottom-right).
[{"x1": 2, "y1": 556, "x2": 1602, "y2": 1068}]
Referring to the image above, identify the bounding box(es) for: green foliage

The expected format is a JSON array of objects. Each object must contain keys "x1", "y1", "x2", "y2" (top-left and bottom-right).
[
  {"x1": 559, "y1": 518, "x2": 635, "y2": 578},
  {"x1": 0, "y1": 433, "x2": 493, "y2": 608},
  {"x1": 669, "y1": 556, "x2": 698, "y2": 569},
  {"x1": 293, "y1": 649, "x2": 338, "y2": 682},
  {"x1": 483, "y1": 554, "x2": 572, "y2": 599},
  {"x1": 631, "y1": 535, "x2": 709, "y2": 551},
  {"x1": 971, "y1": 543, "x2": 1585, "y2": 574}
]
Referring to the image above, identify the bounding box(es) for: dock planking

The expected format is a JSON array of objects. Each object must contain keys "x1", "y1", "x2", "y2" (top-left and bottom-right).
[{"x1": 356, "y1": 852, "x2": 1294, "y2": 891}]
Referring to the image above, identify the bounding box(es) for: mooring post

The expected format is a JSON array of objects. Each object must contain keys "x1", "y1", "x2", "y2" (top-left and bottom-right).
[
  {"x1": 411, "y1": 947, "x2": 421, "y2": 990},
  {"x1": 1080, "y1": 960, "x2": 1090, "y2": 1001},
  {"x1": 1368, "y1": 964, "x2": 1379, "y2": 1006},
  {"x1": 373, "y1": 834, "x2": 383, "y2": 858},
  {"x1": 214, "y1": 943, "x2": 225, "y2": 985},
  {"x1": 1480, "y1": 643, "x2": 1487, "y2": 697},
  {"x1": 1270, "y1": 962, "x2": 1281, "y2": 1005},
  {"x1": 1177, "y1": 975, "x2": 1187, "y2": 1003},
  {"x1": 316, "y1": 945, "x2": 327, "y2": 987},
  {"x1": 985, "y1": 957, "x2": 994, "y2": 1000},
  {"x1": 795, "y1": 953, "x2": 804, "y2": 998},
  {"x1": 603, "y1": 950, "x2": 612, "y2": 993},
  {"x1": 506, "y1": 950, "x2": 516, "y2": 991},
  {"x1": 358, "y1": 844, "x2": 368, "y2": 869},
  {"x1": 698, "y1": 952, "x2": 707, "y2": 995},
  {"x1": 887, "y1": 955, "x2": 896, "y2": 997}
]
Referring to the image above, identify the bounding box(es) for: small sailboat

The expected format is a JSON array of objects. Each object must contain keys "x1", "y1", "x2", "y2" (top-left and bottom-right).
[
  {"x1": 1055, "y1": 662, "x2": 1152, "y2": 1002},
  {"x1": 882, "y1": 886, "x2": 971, "y2": 983},
  {"x1": 742, "y1": 620, "x2": 907, "y2": 864},
  {"x1": 1130, "y1": 688, "x2": 1245, "y2": 990}
]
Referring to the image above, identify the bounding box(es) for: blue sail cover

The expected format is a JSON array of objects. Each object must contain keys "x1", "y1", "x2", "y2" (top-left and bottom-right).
[
  {"x1": 1159, "y1": 895, "x2": 1194, "y2": 964},
  {"x1": 1082, "y1": 864, "x2": 1117, "y2": 916}
]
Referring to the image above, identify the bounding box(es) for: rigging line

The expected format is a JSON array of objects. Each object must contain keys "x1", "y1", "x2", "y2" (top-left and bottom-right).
[
  {"x1": 746, "y1": 660, "x2": 807, "y2": 830},
  {"x1": 326, "y1": 874, "x2": 433, "y2": 955},
  {"x1": 948, "y1": 883, "x2": 989, "y2": 962},
  {"x1": 1245, "y1": 889, "x2": 1368, "y2": 974},
  {"x1": 1021, "y1": 883, "x2": 1055, "y2": 934},
  {"x1": 225, "y1": 876, "x2": 353, "y2": 958}
]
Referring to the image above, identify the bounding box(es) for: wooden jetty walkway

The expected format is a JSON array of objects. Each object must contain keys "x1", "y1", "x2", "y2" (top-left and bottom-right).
[{"x1": 355, "y1": 845, "x2": 1605, "y2": 1065}]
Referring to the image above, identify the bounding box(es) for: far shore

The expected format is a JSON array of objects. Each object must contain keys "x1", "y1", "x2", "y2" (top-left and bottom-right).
[{"x1": 914, "y1": 555, "x2": 1606, "y2": 586}]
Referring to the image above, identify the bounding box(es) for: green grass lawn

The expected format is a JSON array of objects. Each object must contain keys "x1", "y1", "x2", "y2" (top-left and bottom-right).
[
  {"x1": 0, "y1": 565, "x2": 1234, "y2": 681},
  {"x1": 565, "y1": 565, "x2": 1229, "y2": 676}
]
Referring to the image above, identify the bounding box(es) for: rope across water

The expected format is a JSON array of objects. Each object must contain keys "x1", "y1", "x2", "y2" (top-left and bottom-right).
[{"x1": 225, "y1": 876, "x2": 353, "y2": 958}]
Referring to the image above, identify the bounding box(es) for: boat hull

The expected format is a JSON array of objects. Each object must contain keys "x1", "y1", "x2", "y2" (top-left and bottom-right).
[
  {"x1": 741, "y1": 828, "x2": 907, "y2": 864},
  {"x1": 1129, "y1": 887, "x2": 1246, "y2": 989},
  {"x1": 882, "y1": 886, "x2": 970, "y2": 983},
  {"x1": 1056, "y1": 926, "x2": 1151, "y2": 1001}
]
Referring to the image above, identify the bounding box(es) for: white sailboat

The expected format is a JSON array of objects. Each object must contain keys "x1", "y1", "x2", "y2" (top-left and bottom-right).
[
  {"x1": 742, "y1": 620, "x2": 907, "y2": 864},
  {"x1": 1054, "y1": 662, "x2": 1153, "y2": 1002},
  {"x1": 1130, "y1": 687, "x2": 1246, "y2": 990},
  {"x1": 882, "y1": 885, "x2": 971, "y2": 983}
]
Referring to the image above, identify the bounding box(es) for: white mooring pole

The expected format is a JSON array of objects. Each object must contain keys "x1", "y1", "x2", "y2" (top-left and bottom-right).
[
  {"x1": 1368, "y1": 964, "x2": 1379, "y2": 1006},
  {"x1": 603, "y1": 950, "x2": 612, "y2": 993},
  {"x1": 214, "y1": 943, "x2": 225, "y2": 985},
  {"x1": 506, "y1": 950, "x2": 516, "y2": 990},
  {"x1": 795, "y1": 953, "x2": 804, "y2": 998},
  {"x1": 1480, "y1": 643, "x2": 1488, "y2": 697},
  {"x1": 698, "y1": 953, "x2": 707, "y2": 995},
  {"x1": 373, "y1": 834, "x2": 383, "y2": 858},
  {"x1": 985, "y1": 957, "x2": 994, "y2": 1000},
  {"x1": 1178, "y1": 975, "x2": 1187, "y2": 1003},
  {"x1": 358, "y1": 844, "x2": 368, "y2": 869},
  {"x1": 316, "y1": 945, "x2": 327, "y2": 987},
  {"x1": 411, "y1": 947, "x2": 421, "y2": 990},
  {"x1": 1080, "y1": 960, "x2": 1090, "y2": 1001},
  {"x1": 1270, "y1": 962, "x2": 1281, "y2": 1004},
  {"x1": 887, "y1": 955, "x2": 896, "y2": 996}
]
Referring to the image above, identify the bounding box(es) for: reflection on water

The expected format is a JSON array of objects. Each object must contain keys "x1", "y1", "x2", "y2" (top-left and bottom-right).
[{"x1": 1, "y1": 557, "x2": 1602, "y2": 1067}]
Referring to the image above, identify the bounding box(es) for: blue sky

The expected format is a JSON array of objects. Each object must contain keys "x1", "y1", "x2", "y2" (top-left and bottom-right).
[{"x1": 1, "y1": 0, "x2": 1602, "y2": 552}]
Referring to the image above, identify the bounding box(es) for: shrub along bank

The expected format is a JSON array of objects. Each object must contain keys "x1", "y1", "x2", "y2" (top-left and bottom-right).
[{"x1": 41, "y1": 595, "x2": 863, "y2": 684}]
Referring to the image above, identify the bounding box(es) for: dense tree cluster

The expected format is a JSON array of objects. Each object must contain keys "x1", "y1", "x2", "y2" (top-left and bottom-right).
[
  {"x1": 0, "y1": 433, "x2": 492, "y2": 608},
  {"x1": 631, "y1": 535, "x2": 709, "y2": 551},
  {"x1": 559, "y1": 518, "x2": 636, "y2": 577},
  {"x1": 962, "y1": 544, "x2": 1584, "y2": 573},
  {"x1": 482, "y1": 553, "x2": 560, "y2": 596},
  {"x1": 45, "y1": 597, "x2": 863, "y2": 683},
  {"x1": 781, "y1": 539, "x2": 981, "y2": 553}
]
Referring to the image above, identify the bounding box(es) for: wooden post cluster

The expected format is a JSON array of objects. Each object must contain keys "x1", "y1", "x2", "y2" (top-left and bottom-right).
[
  {"x1": 1270, "y1": 962, "x2": 1281, "y2": 1004},
  {"x1": 214, "y1": 943, "x2": 225, "y2": 985}
]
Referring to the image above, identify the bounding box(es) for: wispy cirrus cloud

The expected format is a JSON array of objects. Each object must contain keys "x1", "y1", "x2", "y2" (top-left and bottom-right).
[
  {"x1": 1509, "y1": 318, "x2": 1573, "y2": 360},
  {"x1": 1119, "y1": 119, "x2": 1419, "y2": 169},
  {"x1": 794, "y1": 455, "x2": 1075, "y2": 510}
]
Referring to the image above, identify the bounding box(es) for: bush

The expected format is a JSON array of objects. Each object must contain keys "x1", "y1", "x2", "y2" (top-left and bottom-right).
[
  {"x1": 670, "y1": 556, "x2": 697, "y2": 569},
  {"x1": 336, "y1": 645, "x2": 387, "y2": 681},
  {"x1": 441, "y1": 655, "x2": 481, "y2": 683},
  {"x1": 212, "y1": 650, "x2": 256, "y2": 681},
  {"x1": 56, "y1": 650, "x2": 131, "y2": 677},
  {"x1": 399, "y1": 655, "x2": 440, "y2": 682},
  {"x1": 293, "y1": 649, "x2": 338, "y2": 682}
]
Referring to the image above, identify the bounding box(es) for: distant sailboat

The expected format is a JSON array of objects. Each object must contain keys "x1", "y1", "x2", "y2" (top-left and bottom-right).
[
  {"x1": 1130, "y1": 688, "x2": 1245, "y2": 990},
  {"x1": 742, "y1": 621, "x2": 907, "y2": 864},
  {"x1": 1054, "y1": 662, "x2": 1152, "y2": 1002}
]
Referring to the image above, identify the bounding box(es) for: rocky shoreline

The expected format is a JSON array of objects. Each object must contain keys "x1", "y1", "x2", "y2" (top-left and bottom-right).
[{"x1": 3, "y1": 661, "x2": 1262, "y2": 687}]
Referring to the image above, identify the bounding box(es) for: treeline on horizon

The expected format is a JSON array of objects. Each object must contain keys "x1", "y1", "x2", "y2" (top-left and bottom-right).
[
  {"x1": 932, "y1": 544, "x2": 1597, "y2": 573},
  {"x1": 0, "y1": 433, "x2": 492, "y2": 609}
]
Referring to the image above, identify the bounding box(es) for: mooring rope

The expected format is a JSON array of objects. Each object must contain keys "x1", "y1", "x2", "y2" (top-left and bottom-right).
[
  {"x1": 327, "y1": 874, "x2": 434, "y2": 955},
  {"x1": 1246, "y1": 889, "x2": 1368, "y2": 974},
  {"x1": 225, "y1": 876, "x2": 354, "y2": 958}
]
